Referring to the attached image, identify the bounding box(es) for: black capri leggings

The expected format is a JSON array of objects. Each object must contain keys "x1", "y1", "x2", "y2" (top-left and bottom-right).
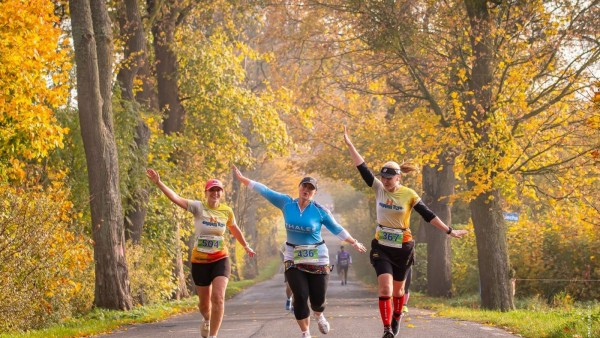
[{"x1": 285, "y1": 268, "x2": 329, "y2": 320}]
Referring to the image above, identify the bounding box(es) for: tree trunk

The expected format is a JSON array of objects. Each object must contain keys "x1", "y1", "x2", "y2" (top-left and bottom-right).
[
  {"x1": 463, "y1": 0, "x2": 514, "y2": 311},
  {"x1": 117, "y1": 0, "x2": 154, "y2": 244},
  {"x1": 149, "y1": 0, "x2": 189, "y2": 298},
  {"x1": 470, "y1": 190, "x2": 514, "y2": 310},
  {"x1": 151, "y1": 0, "x2": 186, "y2": 134},
  {"x1": 421, "y1": 154, "x2": 455, "y2": 297},
  {"x1": 70, "y1": 0, "x2": 132, "y2": 310},
  {"x1": 172, "y1": 217, "x2": 188, "y2": 300}
]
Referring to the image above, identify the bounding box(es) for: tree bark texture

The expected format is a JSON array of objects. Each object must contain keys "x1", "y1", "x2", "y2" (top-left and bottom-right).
[
  {"x1": 150, "y1": 0, "x2": 186, "y2": 135},
  {"x1": 463, "y1": 0, "x2": 514, "y2": 311},
  {"x1": 421, "y1": 154, "x2": 455, "y2": 297},
  {"x1": 69, "y1": 0, "x2": 132, "y2": 310},
  {"x1": 117, "y1": 0, "x2": 153, "y2": 244},
  {"x1": 470, "y1": 190, "x2": 514, "y2": 310},
  {"x1": 148, "y1": 0, "x2": 189, "y2": 298},
  {"x1": 117, "y1": 0, "x2": 155, "y2": 106}
]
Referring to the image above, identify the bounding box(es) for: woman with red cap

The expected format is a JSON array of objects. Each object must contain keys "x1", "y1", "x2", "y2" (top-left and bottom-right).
[
  {"x1": 342, "y1": 127, "x2": 467, "y2": 338},
  {"x1": 146, "y1": 169, "x2": 255, "y2": 338}
]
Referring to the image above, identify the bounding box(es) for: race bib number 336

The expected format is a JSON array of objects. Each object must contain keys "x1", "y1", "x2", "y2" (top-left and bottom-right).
[{"x1": 293, "y1": 245, "x2": 319, "y2": 264}]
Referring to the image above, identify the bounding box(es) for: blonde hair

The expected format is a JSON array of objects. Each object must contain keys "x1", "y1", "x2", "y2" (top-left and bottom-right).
[
  {"x1": 382, "y1": 160, "x2": 419, "y2": 175},
  {"x1": 400, "y1": 161, "x2": 419, "y2": 174}
]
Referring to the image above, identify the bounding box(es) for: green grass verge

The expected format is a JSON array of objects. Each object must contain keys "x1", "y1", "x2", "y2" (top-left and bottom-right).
[
  {"x1": 414, "y1": 293, "x2": 600, "y2": 338},
  {"x1": 1, "y1": 258, "x2": 281, "y2": 338}
]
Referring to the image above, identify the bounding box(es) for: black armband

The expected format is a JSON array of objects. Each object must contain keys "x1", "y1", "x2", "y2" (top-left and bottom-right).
[
  {"x1": 446, "y1": 226, "x2": 453, "y2": 235},
  {"x1": 413, "y1": 201, "x2": 436, "y2": 222},
  {"x1": 357, "y1": 162, "x2": 375, "y2": 187}
]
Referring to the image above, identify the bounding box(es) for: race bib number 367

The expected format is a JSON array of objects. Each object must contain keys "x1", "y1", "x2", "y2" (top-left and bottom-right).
[
  {"x1": 293, "y1": 245, "x2": 319, "y2": 264},
  {"x1": 378, "y1": 227, "x2": 404, "y2": 248}
]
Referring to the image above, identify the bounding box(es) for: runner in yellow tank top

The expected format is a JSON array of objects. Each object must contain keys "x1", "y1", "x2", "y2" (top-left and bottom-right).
[
  {"x1": 343, "y1": 127, "x2": 467, "y2": 338},
  {"x1": 147, "y1": 169, "x2": 255, "y2": 338}
]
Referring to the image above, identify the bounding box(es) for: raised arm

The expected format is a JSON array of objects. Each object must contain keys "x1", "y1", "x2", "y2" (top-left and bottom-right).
[
  {"x1": 344, "y1": 126, "x2": 375, "y2": 187},
  {"x1": 146, "y1": 169, "x2": 188, "y2": 210},
  {"x1": 343, "y1": 125, "x2": 365, "y2": 166},
  {"x1": 232, "y1": 165, "x2": 290, "y2": 209},
  {"x1": 232, "y1": 165, "x2": 250, "y2": 186}
]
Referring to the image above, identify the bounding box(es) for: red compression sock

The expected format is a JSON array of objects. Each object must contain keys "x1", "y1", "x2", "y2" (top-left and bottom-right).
[
  {"x1": 393, "y1": 295, "x2": 405, "y2": 319},
  {"x1": 379, "y1": 296, "x2": 392, "y2": 326}
]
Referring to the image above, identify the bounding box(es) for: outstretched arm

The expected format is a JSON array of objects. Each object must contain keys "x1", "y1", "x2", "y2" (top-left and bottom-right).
[
  {"x1": 228, "y1": 223, "x2": 256, "y2": 257},
  {"x1": 146, "y1": 169, "x2": 188, "y2": 210},
  {"x1": 345, "y1": 237, "x2": 367, "y2": 253},
  {"x1": 429, "y1": 217, "x2": 468, "y2": 238},
  {"x1": 343, "y1": 125, "x2": 365, "y2": 166}
]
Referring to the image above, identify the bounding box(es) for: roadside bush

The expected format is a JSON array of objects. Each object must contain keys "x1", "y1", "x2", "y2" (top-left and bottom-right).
[
  {"x1": 448, "y1": 217, "x2": 600, "y2": 302},
  {"x1": 0, "y1": 184, "x2": 93, "y2": 332}
]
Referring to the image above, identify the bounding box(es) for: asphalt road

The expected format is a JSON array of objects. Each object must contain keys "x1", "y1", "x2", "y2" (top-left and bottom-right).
[{"x1": 98, "y1": 231, "x2": 520, "y2": 338}]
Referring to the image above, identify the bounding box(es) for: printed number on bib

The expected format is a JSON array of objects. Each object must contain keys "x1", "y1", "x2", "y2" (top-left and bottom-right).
[
  {"x1": 293, "y1": 245, "x2": 319, "y2": 264},
  {"x1": 196, "y1": 235, "x2": 224, "y2": 253},
  {"x1": 379, "y1": 227, "x2": 404, "y2": 248}
]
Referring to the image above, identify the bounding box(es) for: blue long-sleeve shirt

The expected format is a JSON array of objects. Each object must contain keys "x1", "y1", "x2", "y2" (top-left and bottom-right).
[{"x1": 250, "y1": 181, "x2": 350, "y2": 265}]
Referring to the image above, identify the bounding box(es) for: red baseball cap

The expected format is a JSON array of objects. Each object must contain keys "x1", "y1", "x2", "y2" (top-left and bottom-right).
[{"x1": 205, "y1": 179, "x2": 224, "y2": 191}]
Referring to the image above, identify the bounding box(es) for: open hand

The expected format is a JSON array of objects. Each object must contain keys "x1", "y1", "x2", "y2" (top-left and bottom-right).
[
  {"x1": 245, "y1": 246, "x2": 257, "y2": 257},
  {"x1": 450, "y1": 229, "x2": 468, "y2": 238},
  {"x1": 146, "y1": 169, "x2": 160, "y2": 184},
  {"x1": 232, "y1": 165, "x2": 250, "y2": 186},
  {"x1": 343, "y1": 125, "x2": 352, "y2": 145},
  {"x1": 352, "y1": 241, "x2": 367, "y2": 253}
]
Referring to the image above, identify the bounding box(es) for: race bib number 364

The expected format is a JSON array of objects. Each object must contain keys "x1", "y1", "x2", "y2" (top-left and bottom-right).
[{"x1": 293, "y1": 245, "x2": 319, "y2": 264}]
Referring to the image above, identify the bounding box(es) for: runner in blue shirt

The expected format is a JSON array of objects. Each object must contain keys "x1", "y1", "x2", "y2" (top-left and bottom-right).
[{"x1": 233, "y1": 165, "x2": 366, "y2": 338}]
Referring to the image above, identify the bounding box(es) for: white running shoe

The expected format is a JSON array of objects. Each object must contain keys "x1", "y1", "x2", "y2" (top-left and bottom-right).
[
  {"x1": 200, "y1": 319, "x2": 210, "y2": 338},
  {"x1": 301, "y1": 331, "x2": 311, "y2": 338},
  {"x1": 315, "y1": 313, "x2": 330, "y2": 334}
]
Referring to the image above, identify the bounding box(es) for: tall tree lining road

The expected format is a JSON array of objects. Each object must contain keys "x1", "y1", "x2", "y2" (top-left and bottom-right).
[{"x1": 99, "y1": 231, "x2": 519, "y2": 337}]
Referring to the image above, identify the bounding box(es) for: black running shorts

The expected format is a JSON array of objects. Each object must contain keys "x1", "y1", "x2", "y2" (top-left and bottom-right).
[
  {"x1": 370, "y1": 239, "x2": 414, "y2": 281},
  {"x1": 191, "y1": 257, "x2": 231, "y2": 286}
]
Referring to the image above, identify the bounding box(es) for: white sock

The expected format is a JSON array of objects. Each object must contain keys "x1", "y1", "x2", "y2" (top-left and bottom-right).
[{"x1": 301, "y1": 330, "x2": 311, "y2": 337}]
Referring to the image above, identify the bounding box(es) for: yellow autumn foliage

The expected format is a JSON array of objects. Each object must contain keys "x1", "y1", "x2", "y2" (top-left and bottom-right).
[
  {"x1": 0, "y1": 0, "x2": 71, "y2": 182},
  {"x1": 0, "y1": 183, "x2": 93, "y2": 332}
]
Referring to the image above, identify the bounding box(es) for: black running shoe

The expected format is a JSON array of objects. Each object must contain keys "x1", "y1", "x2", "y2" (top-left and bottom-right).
[
  {"x1": 382, "y1": 328, "x2": 395, "y2": 338},
  {"x1": 391, "y1": 315, "x2": 401, "y2": 336}
]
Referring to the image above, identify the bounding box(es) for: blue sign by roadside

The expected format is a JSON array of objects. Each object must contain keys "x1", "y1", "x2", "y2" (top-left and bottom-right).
[{"x1": 503, "y1": 212, "x2": 519, "y2": 222}]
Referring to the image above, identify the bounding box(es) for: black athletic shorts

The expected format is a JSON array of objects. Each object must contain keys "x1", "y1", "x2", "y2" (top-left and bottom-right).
[
  {"x1": 191, "y1": 257, "x2": 231, "y2": 286},
  {"x1": 370, "y1": 239, "x2": 414, "y2": 281}
]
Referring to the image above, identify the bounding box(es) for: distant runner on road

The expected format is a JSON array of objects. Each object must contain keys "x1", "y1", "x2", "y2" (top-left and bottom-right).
[
  {"x1": 233, "y1": 165, "x2": 366, "y2": 338},
  {"x1": 336, "y1": 246, "x2": 352, "y2": 285},
  {"x1": 343, "y1": 127, "x2": 468, "y2": 338}
]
